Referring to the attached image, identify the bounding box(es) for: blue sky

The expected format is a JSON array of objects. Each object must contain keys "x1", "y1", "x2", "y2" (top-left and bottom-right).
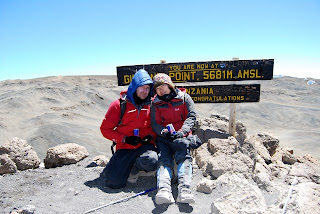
[{"x1": 0, "y1": 0, "x2": 319, "y2": 81}]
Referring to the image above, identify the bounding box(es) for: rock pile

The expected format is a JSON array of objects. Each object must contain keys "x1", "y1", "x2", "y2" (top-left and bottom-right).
[
  {"x1": 0, "y1": 137, "x2": 40, "y2": 174},
  {"x1": 194, "y1": 115, "x2": 320, "y2": 213},
  {"x1": 0, "y1": 139, "x2": 90, "y2": 173}
]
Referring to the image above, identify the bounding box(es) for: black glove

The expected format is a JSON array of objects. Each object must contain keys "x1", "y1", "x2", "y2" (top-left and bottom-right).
[
  {"x1": 161, "y1": 129, "x2": 172, "y2": 139},
  {"x1": 187, "y1": 135, "x2": 203, "y2": 149},
  {"x1": 141, "y1": 135, "x2": 154, "y2": 145},
  {"x1": 171, "y1": 131, "x2": 184, "y2": 140},
  {"x1": 125, "y1": 136, "x2": 141, "y2": 146}
]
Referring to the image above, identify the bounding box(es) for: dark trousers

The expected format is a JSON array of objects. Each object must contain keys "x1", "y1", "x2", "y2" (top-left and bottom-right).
[{"x1": 102, "y1": 144, "x2": 157, "y2": 189}]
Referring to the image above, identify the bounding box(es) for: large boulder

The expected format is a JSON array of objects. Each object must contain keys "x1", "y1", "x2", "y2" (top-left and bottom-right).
[
  {"x1": 206, "y1": 152, "x2": 254, "y2": 179},
  {"x1": 207, "y1": 136, "x2": 240, "y2": 155},
  {"x1": 243, "y1": 133, "x2": 276, "y2": 164},
  {"x1": 0, "y1": 137, "x2": 40, "y2": 171},
  {"x1": 196, "y1": 115, "x2": 247, "y2": 144},
  {"x1": 0, "y1": 154, "x2": 17, "y2": 175},
  {"x1": 210, "y1": 173, "x2": 277, "y2": 214},
  {"x1": 44, "y1": 143, "x2": 89, "y2": 168},
  {"x1": 195, "y1": 137, "x2": 254, "y2": 179}
]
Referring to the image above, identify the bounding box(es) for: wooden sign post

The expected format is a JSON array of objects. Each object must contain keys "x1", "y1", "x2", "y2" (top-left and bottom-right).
[
  {"x1": 229, "y1": 102, "x2": 237, "y2": 136},
  {"x1": 229, "y1": 58, "x2": 239, "y2": 136},
  {"x1": 116, "y1": 59, "x2": 274, "y2": 136}
]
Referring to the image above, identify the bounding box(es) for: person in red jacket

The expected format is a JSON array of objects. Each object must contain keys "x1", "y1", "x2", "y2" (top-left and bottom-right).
[
  {"x1": 151, "y1": 73, "x2": 197, "y2": 205},
  {"x1": 100, "y1": 69, "x2": 157, "y2": 189}
]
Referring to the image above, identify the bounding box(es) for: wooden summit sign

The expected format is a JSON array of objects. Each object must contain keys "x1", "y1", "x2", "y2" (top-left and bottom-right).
[
  {"x1": 117, "y1": 59, "x2": 274, "y2": 86},
  {"x1": 116, "y1": 59, "x2": 273, "y2": 103},
  {"x1": 116, "y1": 59, "x2": 273, "y2": 136},
  {"x1": 184, "y1": 84, "x2": 260, "y2": 103}
]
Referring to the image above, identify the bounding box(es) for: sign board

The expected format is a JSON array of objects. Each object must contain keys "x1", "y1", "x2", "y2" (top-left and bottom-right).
[
  {"x1": 183, "y1": 84, "x2": 260, "y2": 103},
  {"x1": 117, "y1": 59, "x2": 274, "y2": 86}
]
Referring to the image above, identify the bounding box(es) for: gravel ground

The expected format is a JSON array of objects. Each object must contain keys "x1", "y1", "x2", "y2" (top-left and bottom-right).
[{"x1": 1, "y1": 158, "x2": 213, "y2": 214}]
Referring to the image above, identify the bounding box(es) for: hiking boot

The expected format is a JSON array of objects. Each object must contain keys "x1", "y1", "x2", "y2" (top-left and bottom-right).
[
  {"x1": 155, "y1": 188, "x2": 175, "y2": 205},
  {"x1": 139, "y1": 170, "x2": 156, "y2": 177},
  {"x1": 177, "y1": 188, "x2": 195, "y2": 204},
  {"x1": 127, "y1": 173, "x2": 139, "y2": 183},
  {"x1": 127, "y1": 170, "x2": 155, "y2": 183}
]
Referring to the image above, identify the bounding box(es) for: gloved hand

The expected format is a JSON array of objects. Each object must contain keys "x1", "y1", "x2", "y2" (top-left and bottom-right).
[
  {"x1": 161, "y1": 129, "x2": 172, "y2": 139},
  {"x1": 187, "y1": 135, "x2": 203, "y2": 149},
  {"x1": 171, "y1": 131, "x2": 184, "y2": 140},
  {"x1": 141, "y1": 134, "x2": 154, "y2": 145},
  {"x1": 125, "y1": 136, "x2": 141, "y2": 146}
]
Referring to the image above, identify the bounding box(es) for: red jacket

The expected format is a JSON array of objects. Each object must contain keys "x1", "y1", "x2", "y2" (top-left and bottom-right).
[
  {"x1": 151, "y1": 88, "x2": 196, "y2": 137},
  {"x1": 101, "y1": 69, "x2": 155, "y2": 151},
  {"x1": 100, "y1": 90, "x2": 156, "y2": 150}
]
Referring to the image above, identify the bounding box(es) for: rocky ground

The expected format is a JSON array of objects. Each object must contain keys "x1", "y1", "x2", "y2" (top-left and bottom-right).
[
  {"x1": 1, "y1": 115, "x2": 320, "y2": 214},
  {"x1": 0, "y1": 75, "x2": 320, "y2": 213},
  {"x1": 0, "y1": 75, "x2": 319, "y2": 161},
  {"x1": 1, "y1": 158, "x2": 214, "y2": 214}
]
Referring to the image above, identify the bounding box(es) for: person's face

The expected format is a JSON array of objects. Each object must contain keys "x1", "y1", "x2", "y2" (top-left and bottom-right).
[
  {"x1": 136, "y1": 85, "x2": 151, "y2": 100},
  {"x1": 155, "y1": 84, "x2": 171, "y2": 96}
]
